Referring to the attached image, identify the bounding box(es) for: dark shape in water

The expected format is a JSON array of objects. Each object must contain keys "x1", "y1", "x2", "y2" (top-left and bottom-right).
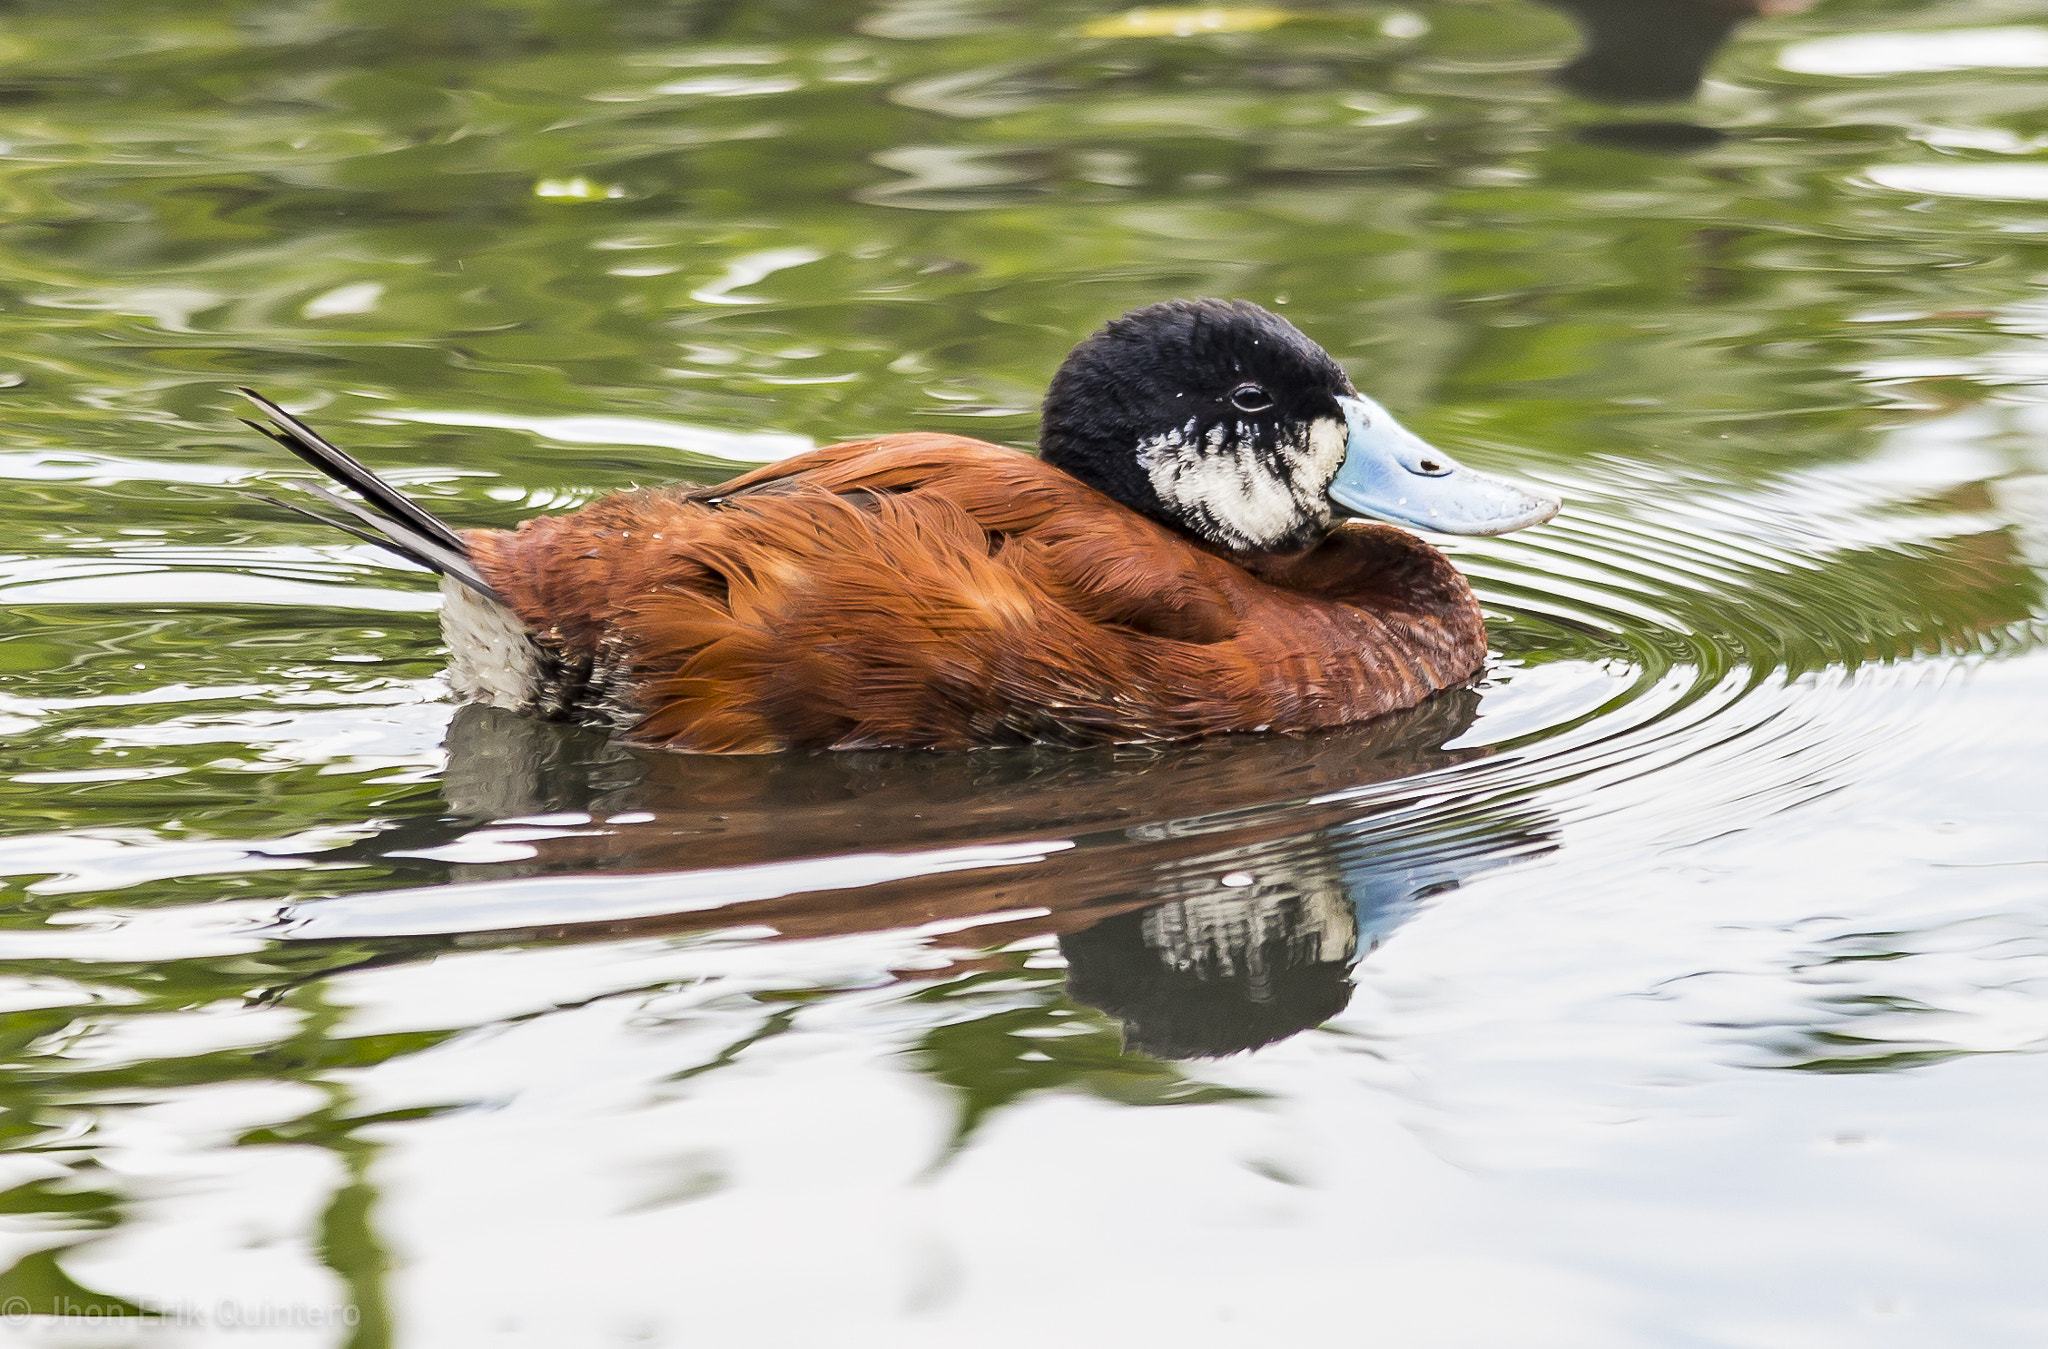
[{"x1": 1540, "y1": 0, "x2": 1804, "y2": 104}]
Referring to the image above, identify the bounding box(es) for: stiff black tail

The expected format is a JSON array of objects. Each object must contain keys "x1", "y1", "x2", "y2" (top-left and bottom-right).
[{"x1": 239, "y1": 388, "x2": 499, "y2": 599}]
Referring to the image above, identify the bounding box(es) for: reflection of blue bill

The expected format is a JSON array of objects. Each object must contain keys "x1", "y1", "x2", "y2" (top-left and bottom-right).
[{"x1": 1338, "y1": 805, "x2": 1558, "y2": 955}]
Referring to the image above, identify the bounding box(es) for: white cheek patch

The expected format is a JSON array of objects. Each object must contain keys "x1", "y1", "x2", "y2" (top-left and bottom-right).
[
  {"x1": 1136, "y1": 414, "x2": 1349, "y2": 552},
  {"x1": 1305, "y1": 414, "x2": 1347, "y2": 481}
]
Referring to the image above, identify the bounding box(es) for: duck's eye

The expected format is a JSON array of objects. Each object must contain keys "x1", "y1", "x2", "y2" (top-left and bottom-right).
[{"x1": 1228, "y1": 383, "x2": 1274, "y2": 414}]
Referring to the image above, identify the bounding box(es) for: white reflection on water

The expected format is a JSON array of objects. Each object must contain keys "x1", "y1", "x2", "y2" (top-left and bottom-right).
[
  {"x1": 1780, "y1": 27, "x2": 2048, "y2": 75},
  {"x1": 376, "y1": 409, "x2": 813, "y2": 462},
  {"x1": 1863, "y1": 163, "x2": 2048, "y2": 202},
  {"x1": 286, "y1": 840, "x2": 1078, "y2": 938}
]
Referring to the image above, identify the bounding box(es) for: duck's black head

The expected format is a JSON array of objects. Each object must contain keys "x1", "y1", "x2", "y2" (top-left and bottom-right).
[
  {"x1": 1048, "y1": 302, "x2": 1556, "y2": 552},
  {"x1": 1040, "y1": 298, "x2": 1354, "y2": 554},
  {"x1": 1040, "y1": 298, "x2": 1559, "y2": 553}
]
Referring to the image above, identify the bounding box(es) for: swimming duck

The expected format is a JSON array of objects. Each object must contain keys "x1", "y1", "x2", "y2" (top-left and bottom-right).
[{"x1": 245, "y1": 298, "x2": 1558, "y2": 752}]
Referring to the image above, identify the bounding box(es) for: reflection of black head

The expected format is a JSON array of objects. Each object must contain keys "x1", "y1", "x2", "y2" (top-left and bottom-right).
[
  {"x1": 1061, "y1": 875, "x2": 1357, "y2": 1060},
  {"x1": 1541, "y1": 0, "x2": 1747, "y2": 103},
  {"x1": 1060, "y1": 791, "x2": 1563, "y2": 1060}
]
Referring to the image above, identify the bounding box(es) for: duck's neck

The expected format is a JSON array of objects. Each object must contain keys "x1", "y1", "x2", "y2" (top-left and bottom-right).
[{"x1": 1040, "y1": 429, "x2": 1175, "y2": 533}]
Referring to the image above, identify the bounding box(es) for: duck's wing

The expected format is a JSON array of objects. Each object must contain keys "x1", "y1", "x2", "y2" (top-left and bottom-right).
[{"x1": 694, "y1": 434, "x2": 1246, "y2": 642}]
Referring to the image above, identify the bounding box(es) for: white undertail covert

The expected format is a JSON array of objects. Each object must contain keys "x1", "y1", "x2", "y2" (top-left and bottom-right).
[{"x1": 440, "y1": 577, "x2": 545, "y2": 712}]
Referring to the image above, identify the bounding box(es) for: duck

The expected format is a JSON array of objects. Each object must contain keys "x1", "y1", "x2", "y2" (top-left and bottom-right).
[{"x1": 244, "y1": 298, "x2": 1558, "y2": 753}]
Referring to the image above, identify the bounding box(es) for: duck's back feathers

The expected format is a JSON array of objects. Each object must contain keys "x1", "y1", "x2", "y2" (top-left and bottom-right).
[{"x1": 462, "y1": 434, "x2": 1486, "y2": 752}]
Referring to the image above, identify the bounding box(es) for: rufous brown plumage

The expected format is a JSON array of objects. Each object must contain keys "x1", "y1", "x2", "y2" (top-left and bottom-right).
[{"x1": 465, "y1": 433, "x2": 1487, "y2": 752}]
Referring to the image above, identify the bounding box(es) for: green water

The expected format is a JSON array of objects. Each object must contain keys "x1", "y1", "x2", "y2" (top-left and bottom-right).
[{"x1": 0, "y1": 0, "x2": 2046, "y2": 1343}]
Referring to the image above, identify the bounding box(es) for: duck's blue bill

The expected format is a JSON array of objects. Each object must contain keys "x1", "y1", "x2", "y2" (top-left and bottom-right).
[{"x1": 1329, "y1": 395, "x2": 1561, "y2": 536}]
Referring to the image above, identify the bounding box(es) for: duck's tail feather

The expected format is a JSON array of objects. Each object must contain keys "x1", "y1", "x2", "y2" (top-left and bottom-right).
[
  {"x1": 238, "y1": 388, "x2": 500, "y2": 599},
  {"x1": 250, "y1": 492, "x2": 441, "y2": 570}
]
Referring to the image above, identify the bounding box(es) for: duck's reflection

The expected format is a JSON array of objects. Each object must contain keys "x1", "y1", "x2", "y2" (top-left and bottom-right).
[
  {"x1": 302, "y1": 693, "x2": 1553, "y2": 1058},
  {"x1": 431, "y1": 690, "x2": 1495, "y2": 883}
]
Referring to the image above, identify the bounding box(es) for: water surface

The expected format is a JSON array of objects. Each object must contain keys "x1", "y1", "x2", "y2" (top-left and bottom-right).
[{"x1": 0, "y1": 0, "x2": 2046, "y2": 1344}]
